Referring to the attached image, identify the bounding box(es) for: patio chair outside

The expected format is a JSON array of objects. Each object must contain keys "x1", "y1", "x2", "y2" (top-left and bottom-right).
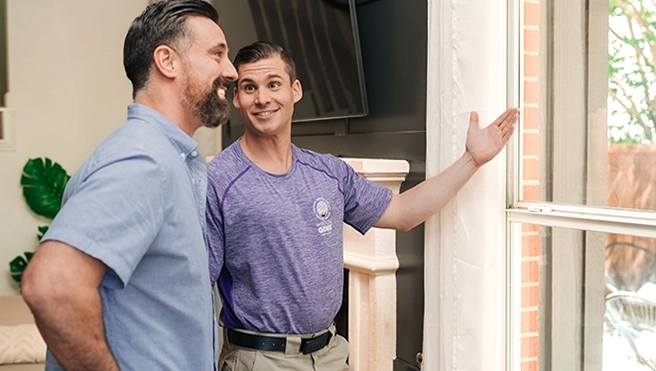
[{"x1": 605, "y1": 291, "x2": 656, "y2": 370}]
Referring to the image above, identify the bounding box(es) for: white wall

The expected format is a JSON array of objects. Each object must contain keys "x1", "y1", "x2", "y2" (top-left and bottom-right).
[{"x1": 0, "y1": 1, "x2": 148, "y2": 295}]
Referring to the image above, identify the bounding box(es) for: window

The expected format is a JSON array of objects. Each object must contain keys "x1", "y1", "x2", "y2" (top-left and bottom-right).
[
  {"x1": 0, "y1": 0, "x2": 6, "y2": 109},
  {"x1": 0, "y1": 0, "x2": 13, "y2": 151},
  {"x1": 507, "y1": 0, "x2": 656, "y2": 370}
]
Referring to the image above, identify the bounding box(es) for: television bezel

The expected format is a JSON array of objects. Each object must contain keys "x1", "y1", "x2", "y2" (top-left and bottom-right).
[{"x1": 291, "y1": 0, "x2": 369, "y2": 123}]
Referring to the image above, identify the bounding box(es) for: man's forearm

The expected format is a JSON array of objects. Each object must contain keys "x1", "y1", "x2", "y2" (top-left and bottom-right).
[
  {"x1": 376, "y1": 152, "x2": 479, "y2": 231},
  {"x1": 399, "y1": 152, "x2": 479, "y2": 228},
  {"x1": 31, "y1": 294, "x2": 120, "y2": 371},
  {"x1": 22, "y1": 241, "x2": 120, "y2": 371}
]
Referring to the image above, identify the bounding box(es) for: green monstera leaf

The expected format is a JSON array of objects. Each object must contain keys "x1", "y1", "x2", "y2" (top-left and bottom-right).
[
  {"x1": 20, "y1": 158, "x2": 70, "y2": 220},
  {"x1": 9, "y1": 158, "x2": 69, "y2": 288},
  {"x1": 9, "y1": 252, "x2": 33, "y2": 285},
  {"x1": 37, "y1": 225, "x2": 49, "y2": 240}
]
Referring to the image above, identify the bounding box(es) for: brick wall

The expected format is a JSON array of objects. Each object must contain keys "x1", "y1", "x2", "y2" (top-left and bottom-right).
[{"x1": 521, "y1": 0, "x2": 541, "y2": 370}]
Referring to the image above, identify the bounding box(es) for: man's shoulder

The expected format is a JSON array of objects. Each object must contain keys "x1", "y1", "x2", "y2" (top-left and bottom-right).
[
  {"x1": 103, "y1": 119, "x2": 164, "y2": 150},
  {"x1": 208, "y1": 141, "x2": 243, "y2": 168},
  {"x1": 92, "y1": 119, "x2": 179, "y2": 166},
  {"x1": 294, "y1": 145, "x2": 349, "y2": 174},
  {"x1": 68, "y1": 120, "x2": 174, "y2": 188},
  {"x1": 207, "y1": 141, "x2": 250, "y2": 185}
]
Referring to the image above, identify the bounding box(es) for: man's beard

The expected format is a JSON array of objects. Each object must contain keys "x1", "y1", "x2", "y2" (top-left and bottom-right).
[{"x1": 182, "y1": 75, "x2": 231, "y2": 129}]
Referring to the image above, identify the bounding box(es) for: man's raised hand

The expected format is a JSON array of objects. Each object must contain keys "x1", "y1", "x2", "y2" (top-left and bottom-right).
[{"x1": 465, "y1": 107, "x2": 519, "y2": 167}]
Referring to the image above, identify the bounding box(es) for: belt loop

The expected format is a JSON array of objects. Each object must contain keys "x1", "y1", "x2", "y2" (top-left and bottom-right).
[
  {"x1": 285, "y1": 335, "x2": 303, "y2": 357},
  {"x1": 222, "y1": 328, "x2": 230, "y2": 346}
]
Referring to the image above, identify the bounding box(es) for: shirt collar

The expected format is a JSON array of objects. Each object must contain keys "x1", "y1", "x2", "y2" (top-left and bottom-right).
[{"x1": 127, "y1": 103, "x2": 201, "y2": 160}]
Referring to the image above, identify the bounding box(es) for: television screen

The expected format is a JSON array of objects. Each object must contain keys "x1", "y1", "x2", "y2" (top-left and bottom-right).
[{"x1": 213, "y1": 0, "x2": 368, "y2": 123}]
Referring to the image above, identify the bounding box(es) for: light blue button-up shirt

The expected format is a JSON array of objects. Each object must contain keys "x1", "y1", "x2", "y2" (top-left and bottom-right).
[{"x1": 43, "y1": 104, "x2": 216, "y2": 371}]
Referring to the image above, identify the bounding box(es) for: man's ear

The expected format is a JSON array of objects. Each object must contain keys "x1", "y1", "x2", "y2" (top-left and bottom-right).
[
  {"x1": 232, "y1": 86, "x2": 241, "y2": 108},
  {"x1": 292, "y1": 79, "x2": 303, "y2": 103},
  {"x1": 152, "y1": 45, "x2": 179, "y2": 79}
]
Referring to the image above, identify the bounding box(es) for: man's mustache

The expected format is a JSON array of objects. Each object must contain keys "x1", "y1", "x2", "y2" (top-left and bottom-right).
[{"x1": 213, "y1": 78, "x2": 232, "y2": 92}]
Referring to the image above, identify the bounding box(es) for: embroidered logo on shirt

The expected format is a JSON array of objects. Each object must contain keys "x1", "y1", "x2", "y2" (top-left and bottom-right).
[
  {"x1": 313, "y1": 198, "x2": 331, "y2": 220},
  {"x1": 313, "y1": 198, "x2": 333, "y2": 236}
]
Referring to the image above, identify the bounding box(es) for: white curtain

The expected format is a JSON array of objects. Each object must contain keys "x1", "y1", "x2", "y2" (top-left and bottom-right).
[{"x1": 423, "y1": 0, "x2": 509, "y2": 370}]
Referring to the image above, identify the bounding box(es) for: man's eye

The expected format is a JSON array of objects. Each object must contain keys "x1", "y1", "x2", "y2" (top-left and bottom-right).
[
  {"x1": 243, "y1": 85, "x2": 255, "y2": 92},
  {"x1": 270, "y1": 82, "x2": 281, "y2": 89}
]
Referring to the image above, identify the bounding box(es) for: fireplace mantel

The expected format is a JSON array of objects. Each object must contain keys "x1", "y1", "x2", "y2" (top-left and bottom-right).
[{"x1": 341, "y1": 158, "x2": 409, "y2": 371}]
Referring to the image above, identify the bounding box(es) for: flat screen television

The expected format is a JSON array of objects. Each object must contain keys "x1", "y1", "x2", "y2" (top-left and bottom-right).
[{"x1": 213, "y1": 0, "x2": 368, "y2": 123}]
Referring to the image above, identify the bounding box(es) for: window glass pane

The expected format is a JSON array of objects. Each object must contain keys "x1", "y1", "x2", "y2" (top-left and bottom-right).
[
  {"x1": 512, "y1": 221, "x2": 656, "y2": 370},
  {"x1": 607, "y1": 0, "x2": 656, "y2": 212},
  {"x1": 608, "y1": 1, "x2": 656, "y2": 145},
  {"x1": 519, "y1": 0, "x2": 656, "y2": 212}
]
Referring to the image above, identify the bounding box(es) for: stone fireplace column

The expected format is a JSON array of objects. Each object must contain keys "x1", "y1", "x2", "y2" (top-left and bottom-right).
[{"x1": 341, "y1": 158, "x2": 409, "y2": 371}]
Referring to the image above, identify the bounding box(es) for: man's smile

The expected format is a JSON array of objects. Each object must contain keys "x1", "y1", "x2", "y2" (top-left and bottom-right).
[{"x1": 253, "y1": 108, "x2": 280, "y2": 117}]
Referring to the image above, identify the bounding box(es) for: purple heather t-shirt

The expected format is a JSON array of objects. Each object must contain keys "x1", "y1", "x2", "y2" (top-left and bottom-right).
[{"x1": 206, "y1": 141, "x2": 392, "y2": 334}]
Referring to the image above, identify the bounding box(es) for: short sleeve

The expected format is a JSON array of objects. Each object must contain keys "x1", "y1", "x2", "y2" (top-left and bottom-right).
[
  {"x1": 42, "y1": 150, "x2": 168, "y2": 288},
  {"x1": 339, "y1": 159, "x2": 393, "y2": 235},
  {"x1": 205, "y1": 171, "x2": 225, "y2": 286}
]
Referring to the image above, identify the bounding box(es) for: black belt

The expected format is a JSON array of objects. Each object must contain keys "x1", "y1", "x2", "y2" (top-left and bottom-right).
[{"x1": 227, "y1": 328, "x2": 333, "y2": 355}]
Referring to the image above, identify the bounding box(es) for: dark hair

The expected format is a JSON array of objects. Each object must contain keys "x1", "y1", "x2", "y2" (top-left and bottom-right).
[
  {"x1": 123, "y1": 0, "x2": 219, "y2": 97},
  {"x1": 233, "y1": 41, "x2": 297, "y2": 84}
]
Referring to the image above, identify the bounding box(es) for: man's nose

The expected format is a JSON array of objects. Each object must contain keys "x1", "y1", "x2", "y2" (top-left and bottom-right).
[
  {"x1": 222, "y1": 60, "x2": 238, "y2": 82},
  {"x1": 255, "y1": 89, "x2": 270, "y2": 105}
]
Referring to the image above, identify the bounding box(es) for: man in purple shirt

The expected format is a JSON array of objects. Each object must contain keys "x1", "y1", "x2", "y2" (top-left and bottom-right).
[{"x1": 206, "y1": 41, "x2": 518, "y2": 371}]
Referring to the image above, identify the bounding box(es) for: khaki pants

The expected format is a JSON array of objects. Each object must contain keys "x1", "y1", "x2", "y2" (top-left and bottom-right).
[{"x1": 219, "y1": 325, "x2": 350, "y2": 371}]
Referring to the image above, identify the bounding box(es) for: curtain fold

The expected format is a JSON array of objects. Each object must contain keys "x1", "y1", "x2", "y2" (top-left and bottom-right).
[{"x1": 424, "y1": 0, "x2": 509, "y2": 369}]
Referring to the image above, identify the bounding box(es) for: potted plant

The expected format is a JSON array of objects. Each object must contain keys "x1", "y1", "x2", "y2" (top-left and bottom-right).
[{"x1": 9, "y1": 158, "x2": 70, "y2": 286}]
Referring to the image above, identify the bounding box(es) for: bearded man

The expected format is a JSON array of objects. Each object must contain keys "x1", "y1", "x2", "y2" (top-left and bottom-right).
[{"x1": 21, "y1": 1, "x2": 237, "y2": 370}]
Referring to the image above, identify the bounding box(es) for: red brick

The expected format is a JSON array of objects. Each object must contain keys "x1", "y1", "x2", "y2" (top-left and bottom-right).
[
  {"x1": 522, "y1": 260, "x2": 540, "y2": 283},
  {"x1": 523, "y1": 131, "x2": 541, "y2": 156},
  {"x1": 522, "y1": 309, "x2": 540, "y2": 334},
  {"x1": 522, "y1": 234, "x2": 541, "y2": 256},
  {"x1": 524, "y1": 2, "x2": 540, "y2": 27},
  {"x1": 524, "y1": 53, "x2": 540, "y2": 78},
  {"x1": 522, "y1": 285, "x2": 541, "y2": 307},
  {"x1": 523, "y1": 184, "x2": 541, "y2": 202},
  {"x1": 521, "y1": 222, "x2": 540, "y2": 233},
  {"x1": 521, "y1": 333, "x2": 541, "y2": 358},
  {"x1": 524, "y1": 29, "x2": 539, "y2": 53},
  {"x1": 523, "y1": 156, "x2": 540, "y2": 181},
  {"x1": 523, "y1": 80, "x2": 540, "y2": 104},
  {"x1": 521, "y1": 359, "x2": 539, "y2": 371},
  {"x1": 522, "y1": 106, "x2": 540, "y2": 130}
]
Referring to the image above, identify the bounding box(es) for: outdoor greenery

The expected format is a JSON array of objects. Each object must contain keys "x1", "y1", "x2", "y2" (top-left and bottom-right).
[
  {"x1": 608, "y1": 0, "x2": 656, "y2": 144},
  {"x1": 9, "y1": 158, "x2": 69, "y2": 286}
]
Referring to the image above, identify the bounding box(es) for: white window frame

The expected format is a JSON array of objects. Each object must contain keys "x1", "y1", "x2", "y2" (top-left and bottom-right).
[
  {"x1": 0, "y1": 0, "x2": 14, "y2": 152},
  {"x1": 506, "y1": 0, "x2": 656, "y2": 370}
]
